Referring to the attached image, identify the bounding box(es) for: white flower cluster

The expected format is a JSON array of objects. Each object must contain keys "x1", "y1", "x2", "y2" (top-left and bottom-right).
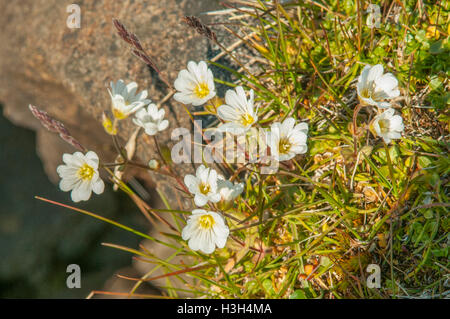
[
  {"x1": 357, "y1": 64, "x2": 404, "y2": 144},
  {"x1": 174, "y1": 61, "x2": 310, "y2": 162},
  {"x1": 108, "y1": 80, "x2": 151, "y2": 120},
  {"x1": 182, "y1": 164, "x2": 243, "y2": 254},
  {"x1": 54, "y1": 58, "x2": 405, "y2": 257},
  {"x1": 109, "y1": 79, "x2": 170, "y2": 136},
  {"x1": 173, "y1": 61, "x2": 311, "y2": 253},
  {"x1": 57, "y1": 79, "x2": 170, "y2": 203}
]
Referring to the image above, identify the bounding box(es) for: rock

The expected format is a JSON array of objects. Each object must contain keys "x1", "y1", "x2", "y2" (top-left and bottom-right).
[
  {"x1": 0, "y1": 0, "x2": 227, "y2": 297},
  {"x1": 0, "y1": 0, "x2": 220, "y2": 185}
]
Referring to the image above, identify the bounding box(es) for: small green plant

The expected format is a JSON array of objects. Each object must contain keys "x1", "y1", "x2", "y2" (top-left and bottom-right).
[{"x1": 31, "y1": 0, "x2": 448, "y2": 299}]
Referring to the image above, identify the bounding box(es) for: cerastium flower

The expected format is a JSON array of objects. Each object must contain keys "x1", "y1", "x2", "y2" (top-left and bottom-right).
[
  {"x1": 270, "y1": 117, "x2": 308, "y2": 161},
  {"x1": 184, "y1": 165, "x2": 221, "y2": 207},
  {"x1": 370, "y1": 108, "x2": 404, "y2": 144},
  {"x1": 357, "y1": 64, "x2": 400, "y2": 108},
  {"x1": 57, "y1": 151, "x2": 105, "y2": 202},
  {"x1": 217, "y1": 86, "x2": 259, "y2": 134},
  {"x1": 174, "y1": 61, "x2": 216, "y2": 106},
  {"x1": 133, "y1": 103, "x2": 169, "y2": 136},
  {"x1": 217, "y1": 176, "x2": 244, "y2": 210},
  {"x1": 32, "y1": 3, "x2": 447, "y2": 299},
  {"x1": 108, "y1": 79, "x2": 151, "y2": 120},
  {"x1": 182, "y1": 209, "x2": 229, "y2": 254}
]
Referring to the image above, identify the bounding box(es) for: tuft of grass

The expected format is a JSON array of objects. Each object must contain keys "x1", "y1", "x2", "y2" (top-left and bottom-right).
[
  {"x1": 196, "y1": 0, "x2": 449, "y2": 299},
  {"x1": 38, "y1": 0, "x2": 449, "y2": 299}
]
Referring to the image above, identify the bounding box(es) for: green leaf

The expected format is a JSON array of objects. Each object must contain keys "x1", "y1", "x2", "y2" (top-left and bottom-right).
[
  {"x1": 423, "y1": 210, "x2": 434, "y2": 219},
  {"x1": 389, "y1": 145, "x2": 400, "y2": 163},
  {"x1": 415, "y1": 30, "x2": 426, "y2": 44},
  {"x1": 160, "y1": 145, "x2": 173, "y2": 165},
  {"x1": 418, "y1": 156, "x2": 432, "y2": 168},
  {"x1": 429, "y1": 40, "x2": 445, "y2": 54},
  {"x1": 289, "y1": 289, "x2": 307, "y2": 299},
  {"x1": 262, "y1": 279, "x2": 275, "y2": 296},
  {"x1": 429, "y1": 76, "x2": 443, "y2": 90},
  {"x1": 431, "y1": 247, "x2": 448, "y2": 258}
]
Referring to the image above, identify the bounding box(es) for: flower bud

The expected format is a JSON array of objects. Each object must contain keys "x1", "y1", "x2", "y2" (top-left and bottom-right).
[
  {"x1": 148, "y1": 159, "x2": 160, "y2": 170},
  {"x1": 204, "y1": 96, "x2": 223, "y2": 114},
  {"x1": 102, "y1": 112, "x2": 117, "y2": 135}
]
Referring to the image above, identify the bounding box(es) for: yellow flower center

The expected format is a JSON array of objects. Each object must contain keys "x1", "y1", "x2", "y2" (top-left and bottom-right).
[
  {"x1": 240, "y1": 113, "x2": 254, "y2": 127},
  {"x1": 112, "y1": 107, "x2": 128, "y2": 120},
  {"x1": 77, "y1": 163, "x2": 95, "y2": 181},
  {"x1": 279, "y1": 137, "x2": 292, "y2": 154},
  {"x1": 360, "y1": 87, "x2": 371, "y2": 99},
  {"x1": 198, "y1": 214, "x2": 215, "y2": 229},
  {"x1": 378, "y1": 119, "x2": 390, "y2": 134},
  {"x1": 199, "y1": 183, "x2": 211, "y2": 195},
  {"x1": 194, "y1": 82, "x2": 210, "y2": 99}
]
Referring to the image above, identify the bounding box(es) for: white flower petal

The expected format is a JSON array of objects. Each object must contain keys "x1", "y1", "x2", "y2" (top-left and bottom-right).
[
  {"x1": 184, "y1": 174, "x2": 198, "y2": 190},
  {"x1": 144, "y1": 124, "x2": 159, "y2": 136},
  {"x1": 368, "y1": 64, "x2": 384, "y2": 83},
  {"x1": 201, "y1": 238, "x2": 216, "y2": 254},
  {"x1": 357, "y1": 64, "x2": 400, "y2": 108},
  {"x1": 217, "y1": 104, "x2": 241, "y2": 122},
  {"x1": 158, "y1": 120, "x2": 169, "y2": 132},
  {"x1": 208, "y1": 193, "x2": 221, "y2": 203},
  {"x1": 188, "y1": 236, "x2": 202, "y2": 251},
  {"x1": 92, "y1": 179, "x2": 105, "y2": 195},
  {"x1": 281, "y1": 117, "x2": 296, "y2": 134},
  {"x1": 194, "y1": 194, "x2": 208, "y2": 207},
  {"x1": 59, "y1": 177, "x2": 79, "y2": 192},
  {"x1": 173, "y1": 92, "x2": 195, "y2": 105}
]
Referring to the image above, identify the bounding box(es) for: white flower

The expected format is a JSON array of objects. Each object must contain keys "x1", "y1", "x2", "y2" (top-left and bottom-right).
[
  {"x1": 217, "y1": 176, "x2": 244, "y2": 202},
  {"x1": 56, "y1": 151, "x2": 105, "y2": 202},
  {"x1": 371, "y1": 108, "x2": 404, "y2": 144},
  {"x1": 132, "y1": 103, "x2": 169, "y2": 136},
  {"x1": 174, "y1": 61, "x2": 216, "y2": 106},
  {"x1": 270, "y1": 117, "x2": 308, "y2": 161},
  {"x1": 366, "y1": 4, "x2": 381, "y2": 29},
  {"x1": 357, "y1": 64, "x2": 400, "y2": 108},
  {"x1": 108, "y1": 80, "x2": 151, "y2": 119},
  {"x1": 217, "y1": 86, "x2": 259, "y2": 134},
  {"x1": 184, "y1": 165, "x2": 221, "y2": 207},
  {"x1": 182, "y1": 209, "x2": 229, "y2": 254}
]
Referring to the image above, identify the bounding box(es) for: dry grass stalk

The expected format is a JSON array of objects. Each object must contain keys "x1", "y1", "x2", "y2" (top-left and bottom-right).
[
  {"x1": 182, "y1": 16, "x2": 217, "y2": 42},
  {"x1": 112, "y1": 18, "x2": 172, "y2": 88},
  {"x1": 28, "y1": 104, "x2": 86, "y2": 152}
]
